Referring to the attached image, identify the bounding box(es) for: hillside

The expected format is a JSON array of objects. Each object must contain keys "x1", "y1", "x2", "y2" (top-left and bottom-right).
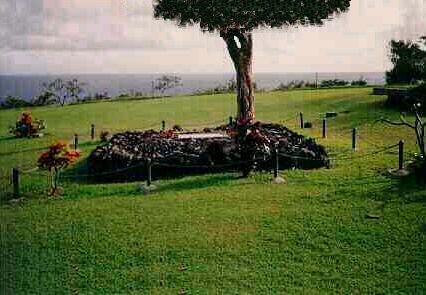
[{"x1": 1, "y1": 88, "x2": 425, "y2": 294}]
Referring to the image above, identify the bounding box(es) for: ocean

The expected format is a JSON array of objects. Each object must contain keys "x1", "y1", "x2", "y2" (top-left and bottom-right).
[{"x1": 0, "y1": 72, "x2": 385, "y2": 101}]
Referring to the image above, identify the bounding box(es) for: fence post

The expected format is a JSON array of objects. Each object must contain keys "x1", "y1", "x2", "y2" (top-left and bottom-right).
[
  {"x1": 91, "y1": 124, "x2": 95, "y2": 140},
  {"x1": 229, "y1": 116, "x2": 233, "y2": 126},
  {"x1": 161, "y1": 120, "x2": 166, "y2": 131},
  {"x1": 274, "y1": 144, "x2": 279, "y2": 179},
  {"x1": 147, "y1": 158, "x2": 152, "y2": 187},
  {"x1": 74, "y1": 134, "x2": 79, "y2": 151},
  {"x1": 399, "y1": 140, "x2": 404, "y2": 170},
  {"x1": 12, "y1": 168, "x2": 20, "y2": 197},
  {"x1": 322, "y1": 119, "x2": 327, "y2": 138},
  {"x1": 299, "y1": 112, "x2": 304, "y2": 129},
  {"x1": 272, "y1": 143, "x2": 285, "y2": 184},
  {"x1": 352, "y1": 128, "x2": 357, "y2": 151}
]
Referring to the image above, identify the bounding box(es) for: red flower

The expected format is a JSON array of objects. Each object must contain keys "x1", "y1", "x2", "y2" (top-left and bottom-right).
[{"x1": 38, "y1": 142, "x2": 81, "y2": 170}]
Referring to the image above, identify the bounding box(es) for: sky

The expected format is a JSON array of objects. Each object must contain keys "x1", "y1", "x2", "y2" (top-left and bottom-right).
[{"x1": 0, "y1": 0, "x2": 425, "y2": 74}]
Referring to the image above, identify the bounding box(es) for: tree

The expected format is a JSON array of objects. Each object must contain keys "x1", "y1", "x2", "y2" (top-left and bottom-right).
[
  {"x1": 39, "y1": 78, "x2": 86, "y2": 106},
  {"x1": 154, "y1": 75, "x2": 182, "y2": 95},
  {"x1": 153, "y1": 0, "x2": 351, "y2": 125},
  {"x1": 386, "y1": 37, "x2": 426, "y2": 85},
  {"x1": 38, "y1": 142, "x2": 80, "y2": 196},
  {"x1": 65, "y1": 79, "x2": 86, "y2": 102},
  {"x1": 40, "y1": 78, "x2": 67, "y2": 106}
]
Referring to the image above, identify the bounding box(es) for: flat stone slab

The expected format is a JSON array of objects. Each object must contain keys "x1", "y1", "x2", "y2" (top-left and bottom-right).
[{"x1": 177, "y1": 133, "x2": 229, "y2": 140}]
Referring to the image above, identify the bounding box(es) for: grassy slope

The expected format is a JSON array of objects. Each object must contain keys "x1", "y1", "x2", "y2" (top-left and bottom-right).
[{"x1": 1, "y1": 88, "x2": 425, "y2": 294}]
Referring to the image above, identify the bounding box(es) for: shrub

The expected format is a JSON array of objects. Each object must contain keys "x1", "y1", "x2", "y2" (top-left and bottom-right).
[
  {"x1": 320, "y1": 79, "x2": 350, "y2": 87},
  {"x1": 9, "y1": 112, "x2": 46, "y2": 138},
  {"x1": 0, "y1": 96, "x2": 33, "y2": 109},
  {"x1": 173, "y1": 125, "x2": 184, "y2": 132},
  {"x1": 100, "y1": 131, "x2": 110, "y2": 142},
  {"x1": 351, "y1": 79, "x2": 368, "y2": 86},
  {"x1": 196, "y1": 78, "x2": 257, "y2": 95},
  {"x1": 38, "y1": 142, "x2": 80, "y2": 196}
]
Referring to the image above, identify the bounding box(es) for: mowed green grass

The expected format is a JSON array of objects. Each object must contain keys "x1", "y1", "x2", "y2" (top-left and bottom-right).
[{"x1": 1, "y1": 88, "x2": 425, "y2": 294}]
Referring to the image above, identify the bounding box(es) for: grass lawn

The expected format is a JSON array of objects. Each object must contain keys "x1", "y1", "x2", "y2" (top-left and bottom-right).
[{"x1": 1, "y1": 87, "x2": 425, "y2": 294}]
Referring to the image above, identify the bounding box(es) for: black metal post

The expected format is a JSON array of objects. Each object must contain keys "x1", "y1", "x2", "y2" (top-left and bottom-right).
[
  {"x1": 91, "y1": 124, "x2": 95, "y2": 140},
  {"x1": 12, "y1": 168, "x2": 20, "y2": 197},
  {"x1": 147, "y1": 158, "x2": 152, "y2": 187},
  {"x1": 399, "y1": 140, "x2": 404, "y2": 170},
  {"x1": 352, "y1": 128, "x2": 357, "y2": 151},
  {"x1": 322, "y1": 119, "x2": 327, "y2": 138},
  {"x1": 300, "y1": 112, "x2": 304, "y2": 129},
  {"x1": 74, "y1": 134, "x2": 79, "y2": 151},
  {"x1": 229, "y1": 116, "x2": 233, "y2": 126},
  {"x1": 161, "y1": 120, "x2": 166, "y2": 131}
]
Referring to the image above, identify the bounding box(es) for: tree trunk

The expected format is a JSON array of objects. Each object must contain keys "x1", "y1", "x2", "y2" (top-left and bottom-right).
[{"x1": 221, "y1": 29, "x2": 255, "y2": 125}]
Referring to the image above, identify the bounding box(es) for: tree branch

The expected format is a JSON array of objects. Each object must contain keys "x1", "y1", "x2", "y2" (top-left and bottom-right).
[
  {"x1": 399, "y1": 114, "x2": 417, "y2": 129},
  {"x1": 221, "y1": 30, "x2": 241, "y2": 66},
  {"x1": 379, "y1": 118, "x2": 416, "y2": 129}
]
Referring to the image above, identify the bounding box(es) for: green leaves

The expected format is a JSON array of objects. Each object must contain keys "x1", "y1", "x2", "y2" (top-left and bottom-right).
[
  {"x1": 153, "y1": 0, "x2": 351, "y2": 32},
  {"x1": 386, "y1": 37, "x2": 426, "y2": 85}
]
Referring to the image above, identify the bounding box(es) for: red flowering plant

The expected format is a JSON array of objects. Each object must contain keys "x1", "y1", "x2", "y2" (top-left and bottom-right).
[
  {"x1": 10, "y1": 111, "x2": 46, "y2": 138},
  {"x1": 160, "y1": 129, "x2": 177, "y2": 138},
  {"x1": 38, "y1": 142, "x2": 80, "y2": 196}
]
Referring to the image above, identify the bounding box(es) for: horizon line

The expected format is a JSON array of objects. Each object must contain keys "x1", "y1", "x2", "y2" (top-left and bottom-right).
[{"x1": 0, "y1": 71, "x2": 385, "y2": 76}]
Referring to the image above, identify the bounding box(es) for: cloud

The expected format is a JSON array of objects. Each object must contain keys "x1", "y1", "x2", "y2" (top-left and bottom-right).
[
  {"x1": 0, "y1": 0, "x2": 187, "y2": 51},
  {"x1": 0, "y1": 0, "x2": 425, "y2": 74},
  {"x1": 387, "y1": 0, "x2": 426, "y2": 40}
]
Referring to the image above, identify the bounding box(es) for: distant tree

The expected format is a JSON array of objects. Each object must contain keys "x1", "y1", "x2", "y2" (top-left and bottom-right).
[
  {"x1": 154, "y1": 75, "x2": 182, "y2": 95},
  {"x1": 65, "y1": 79, "x2": 86, "y2": 102},
  {"x1": 386, "y1": 37, "x2": 426, "y2": 85},
  {"x1": 39, "y1": 79, "x2": 67, "y2": 106},
  {"x1": 33, "y1": 91, "x2": 56, "y2": 106},
  {"x1": 39, "y1": 78, "x2": 86, "y2": 106},
  {"x1": 153, "y1": 0, "x2": 351, "y2": 125}
]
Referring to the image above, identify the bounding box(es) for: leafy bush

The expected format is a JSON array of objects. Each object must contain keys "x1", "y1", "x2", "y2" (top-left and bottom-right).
[
  {"x1": 0, "y1": 96, "x2": 33, "y2": 109},
  {"x1": 351, "y1": 79, "x2": 368, "y2": 86},
  {"x1": 197, "y1": 78, "x2": 258, "y2": 95},
  {"x1": 320, "y1": 79, "x2": 350, "y2": 87},
  {"x1": 94, "y1": 92, "x2": 111, "y2": 100},
  {"x1": 9, "y1": 112, "x2": 46, "y2": 138},
  {"x1": 173, "y1": 124, "x2": 184, "y2": 132},
  {"x1": 100, "y1": 131, "x2": 110, "y2": 142}
]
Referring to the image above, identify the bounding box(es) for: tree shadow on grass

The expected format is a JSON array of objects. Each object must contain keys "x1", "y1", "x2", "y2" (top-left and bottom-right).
[
  {"x1": 394, "y1": 173, "x2": 426, "y2": 204},
  {"x1": 58, "y1": 172, "x2": 243, "y2": 201},
  {"x1": 368, "y1": 171, "x2": 426, "y2": 205},
  {"x1": 154, "y1": 173, "x2": 240, "y2": 193},
  {"x1": 0, "y1": 136, "x2": 16, "y2": 142}
]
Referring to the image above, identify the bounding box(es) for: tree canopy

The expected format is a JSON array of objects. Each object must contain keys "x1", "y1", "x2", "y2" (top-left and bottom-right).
[
  {"x1": 153, "y1": 0, "x2": 351, "y2": 125},
  {"x1": 386, "y1": 37, "x2": 426, "y2": 85},
  {"x1": 154, "y1": 0, "x2": 351, "y2": 32}
]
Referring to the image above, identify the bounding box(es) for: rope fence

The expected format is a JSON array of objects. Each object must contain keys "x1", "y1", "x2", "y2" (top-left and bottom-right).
[
  {"x1": 4, "y1": 140, "x2": 407, "y2": 198},
  {"x1": 3, "y1": 113, "x2": 419, "y2": 197}
]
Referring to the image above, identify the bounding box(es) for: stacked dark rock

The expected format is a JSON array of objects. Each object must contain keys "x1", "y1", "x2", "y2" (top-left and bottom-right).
[{"x1": 87, "y1": 123, "x2": 329, "y2": 181}]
